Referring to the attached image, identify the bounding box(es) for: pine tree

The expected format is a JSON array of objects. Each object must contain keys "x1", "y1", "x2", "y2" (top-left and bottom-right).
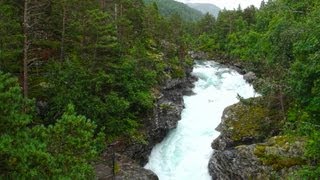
[
  {"x1": 0, "y1": 72, "x2": 104, "y2": 178},
  {"x1": 0, "y1": 2, "x2": 22, "y2": 75}
]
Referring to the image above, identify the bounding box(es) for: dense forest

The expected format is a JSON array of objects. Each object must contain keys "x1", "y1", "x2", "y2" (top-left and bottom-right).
[
  {"x1": 0, "y1": 0, "x2": 319, "y2": 178},
  {"x1": 0, "y1": 0, "x2": 193, "y2": 178}
]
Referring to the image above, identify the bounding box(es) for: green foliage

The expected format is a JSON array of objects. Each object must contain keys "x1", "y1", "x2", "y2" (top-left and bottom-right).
[
  {"x1": 192, "y1": 0, "x2": 320, "y2": 176},
  {"x1": 0, "y1": 72, "x2": 48, "y2": 178},
  {"x1": 298, "y1": 166, "x2": 320, "y2": 179},
  {"x1": 143, "y1": 0, "x2": 204, "y2": 22},
  {"x1": 0, "y1": 72, "x2": 104, "y2": 178},
  {"x1": 0, "y1": 2, "x2": 22, "y2": 74},
  {"x1": 44, "y1": 57, "x2": 139, "y2": 138},
  {"x1": 39, "y1": 104, "x2": 105, "y2": 178},
  {"x1": 1, "y1": 0, "x2": 193, "y2": 177},
  {"x1": 0, "y1": 72, "x2": 34, "y2": 134},
  {"x1": 40, "y1": 0, "x2": 191, "y2": 139},
  {"x1": 195, "y1": 13, "x2": 216, "y2": 35},
  {"x1": 0, "y1": 131, "x2": 52, "y2": 178},
  {"x1": 195, "y1": 33, "x2": 218, "y2": 52}
]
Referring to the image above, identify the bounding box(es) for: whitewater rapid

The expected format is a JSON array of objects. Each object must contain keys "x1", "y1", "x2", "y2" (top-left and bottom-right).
[{"x1": 145, "y1": 61, "x2": 257, "y2": 180}]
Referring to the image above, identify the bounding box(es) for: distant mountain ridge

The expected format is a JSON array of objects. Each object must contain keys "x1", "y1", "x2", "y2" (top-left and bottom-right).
[
  {"x1": 186, "y1": 3, "x2": 221, "y2": 17},
  {"x1": 143, "y1": 0, "x2": 204, "y2": 22}
]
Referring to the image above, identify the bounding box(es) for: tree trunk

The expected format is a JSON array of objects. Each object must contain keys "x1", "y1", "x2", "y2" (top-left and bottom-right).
[
  {"x1": 60, "y1": 3, "x2": 66, "y2": 61},
  {"x1": 114, "y1": 3, "x2": 118, "y2": 21},
  {"x1": 279, "y1": 86, "x2": 286, "y2": 120},
  {"x1": 23, "y1": 0, "x2": 29, "y2": 98},
  {"x1": 99, "y1": 0, "x2": 106, "y2": 10}
]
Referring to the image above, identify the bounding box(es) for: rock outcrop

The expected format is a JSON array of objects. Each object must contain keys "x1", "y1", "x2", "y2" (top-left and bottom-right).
[
  {"x1": 209, "y1": 97, "x2": 305, "y2": 179},
  {"x1": 188, "y1": 51, "x2": 209, "y2": 60},
  {"x1": 211, "y1": 97, "x2": 278, "y2": 150},
  {"x1": 95, "y1": 153, "x2": 158, "y2": 180},
  {"x1": 123, "y1": 66, "x2": 197, "y2": 165},
  {"x1": 243, "y1": 71, "x2": 257, "y2": 83}
]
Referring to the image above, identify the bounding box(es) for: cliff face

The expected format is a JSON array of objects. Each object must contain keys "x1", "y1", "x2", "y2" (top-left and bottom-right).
[
  {"x1": 123, "y1": 66, "x2": 197, "y2": 165},
  {"x1": 208, "y1": 97, "x2": 305, "y2": 179}
]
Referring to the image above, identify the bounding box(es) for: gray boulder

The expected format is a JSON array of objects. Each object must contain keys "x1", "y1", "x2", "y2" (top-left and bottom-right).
[
  {"x1": 95, "y1": 153, "x2": 158, "y2": 180},
  {"x1": 188, "y1": 51, "x2": 209, "y2": 60},
  {"x1": 209, "y1": 137, "x2": 305, "y2": 180},
  {"x1": 243, "y1": 71, "x2": 257, "y2": 83}
]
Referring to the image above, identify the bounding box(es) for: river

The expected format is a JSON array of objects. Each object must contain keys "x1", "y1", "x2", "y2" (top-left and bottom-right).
[{"x1": 144, "y1": 61, "x2": 257, "y2": 180}]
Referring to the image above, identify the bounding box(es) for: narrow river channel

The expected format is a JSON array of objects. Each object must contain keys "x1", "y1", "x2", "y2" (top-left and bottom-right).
[{"x1": 145, "y1": 61, "x2": 257, "y2": 180}]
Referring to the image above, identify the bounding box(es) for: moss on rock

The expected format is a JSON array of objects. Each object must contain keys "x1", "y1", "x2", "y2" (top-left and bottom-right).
[
  {"x1": 222, "y1": 97, "x2": 283, "y2": 143},
  {"x1": 226, "y1": 105, "x2": 269, "y2": 141},
  {"x1": 210, "y1": 97, "x2": 307, "y2": 179},
  {"x1": 213, "y1": 97, "x2": 285, "y2": 150},
  {"x1": 254, "y1": 136, "x2": 306, "y2": 171}
]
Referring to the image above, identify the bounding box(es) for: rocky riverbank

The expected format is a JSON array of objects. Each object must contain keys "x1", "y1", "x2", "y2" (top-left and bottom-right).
[
  {"x1": 95, "y1": 152, "x2": 158, "y2": 180},
  {"x1": 122, "y1": 66, "x2": 197, "y2": 165},
  {"x1": 95, "y1": 66, "x2": 197, "y2": 179},
  {"x1": 208, "y1": 97, "x2": 305, "y2": 179}
]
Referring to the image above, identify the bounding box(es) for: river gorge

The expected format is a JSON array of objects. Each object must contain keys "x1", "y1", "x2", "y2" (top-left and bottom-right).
[{"x1": 145, "y1": 61, "x2": 257, "y2": 179}]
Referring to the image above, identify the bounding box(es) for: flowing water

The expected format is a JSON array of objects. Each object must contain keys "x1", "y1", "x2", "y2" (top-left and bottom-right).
[{"x1": 145, "y1": 61, "x2": 257, "y2": 180}]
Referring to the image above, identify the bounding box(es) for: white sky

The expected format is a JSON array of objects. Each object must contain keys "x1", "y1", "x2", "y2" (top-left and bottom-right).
[{"x1": 175, "y1": 0, "x2": 262, "y2": 10}]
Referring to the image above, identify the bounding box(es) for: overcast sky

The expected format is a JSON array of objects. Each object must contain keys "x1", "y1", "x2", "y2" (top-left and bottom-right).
[{"x1": 175, "y1": 0, "x2": 262, "y2": 10}]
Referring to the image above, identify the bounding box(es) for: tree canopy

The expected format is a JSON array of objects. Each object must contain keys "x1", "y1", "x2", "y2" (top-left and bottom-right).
[{"x1": 0, "y1": 0, "x2": 192, "y2": 177}]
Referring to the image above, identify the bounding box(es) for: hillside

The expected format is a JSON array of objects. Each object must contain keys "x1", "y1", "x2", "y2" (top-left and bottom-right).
[
  {"x1": 143, "y1": 0, "x2": 204, "y2": 21},
  {"x1": 187, "y1": 3, "x2": 220, "y2": 17}
]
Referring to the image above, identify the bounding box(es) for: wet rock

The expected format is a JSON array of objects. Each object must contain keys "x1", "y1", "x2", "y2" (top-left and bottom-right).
[
  {"x1": 95, "y1": 163, "x2": 113, "y2": 180},
  {"x1": 231, "y1": 66, "x2": 246, "y2": 75},
  {"x1": 219, "y1": 63, "x2": 246, "y2": 75},
  {"x1": 182, "y1": 87, "x2": 196, "y2": 96},
  {"x1": 209, "y1": 145, "x2": 267, "y2": 180},
  {"x1": 188, "y1": 51, "x2": 209, "y2": 60},
  {"x1": 243, "y1": 71, "x2": 257, "y2": 83},
  {"x1": 95, "y1": 153, "x2": 158, "y2": 180}
]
